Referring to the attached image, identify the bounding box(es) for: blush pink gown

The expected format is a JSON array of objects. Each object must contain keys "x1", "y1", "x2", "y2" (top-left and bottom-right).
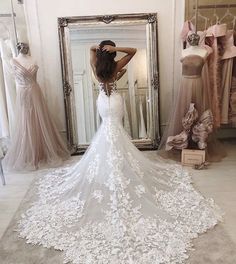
[{"x1": 3, "y1": 59, "x2": 70, "y2": 171}]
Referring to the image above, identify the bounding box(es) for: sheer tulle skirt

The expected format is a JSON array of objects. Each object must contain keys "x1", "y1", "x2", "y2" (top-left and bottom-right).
[
  {"x1": 160, "y1": 76, "x2": 203, "y2": 152},
  {"x1": 3, "y1": 83, "x2": 69, "y2": 171}
]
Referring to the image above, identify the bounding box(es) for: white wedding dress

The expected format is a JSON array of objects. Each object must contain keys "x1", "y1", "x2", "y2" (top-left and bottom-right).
[{"x1": 18, "y1": 81, "x2": 222, "y2": 264}]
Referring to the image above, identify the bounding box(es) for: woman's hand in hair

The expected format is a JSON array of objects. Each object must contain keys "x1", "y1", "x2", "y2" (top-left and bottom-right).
[{"x1": 102, "y1": 45, "x2": 116, "y2": 53}]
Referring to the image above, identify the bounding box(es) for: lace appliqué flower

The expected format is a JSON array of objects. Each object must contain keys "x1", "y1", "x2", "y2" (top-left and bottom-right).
[
  {"x1": 86, "y1": 154, "x2": 100, "y2": 183},
  {"x1": 92, "y1": 190, "x2": 103, "y2": 203},
  {"x1": 127, "y1": 152, "x2": 144, "y2": 178},
  {"x1": 135, "y1": 185, "x2": 146, "y2": 198}
]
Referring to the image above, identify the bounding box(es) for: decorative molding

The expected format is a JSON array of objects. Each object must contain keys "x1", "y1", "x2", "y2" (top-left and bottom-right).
[
  {"x1": 152, "y1": 74, "x2": 159, "y2": 90},
  {"x1": 63, "y1": 81, "x2": 72, "y2": 96},
  {"x1": 58, "y1": 18, "x2": 68, "y2": 27},
  {"x1": 101, "y1": 15, "x2": 115, "y2": 24},
  {"x1": 147, "y1": 14, "x2": 157, "y2": 24}
]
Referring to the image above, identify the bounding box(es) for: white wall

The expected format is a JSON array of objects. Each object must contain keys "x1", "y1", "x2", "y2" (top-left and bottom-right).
[{"x1": 24, "y1": 0, "x2": 185, "y2": 133}]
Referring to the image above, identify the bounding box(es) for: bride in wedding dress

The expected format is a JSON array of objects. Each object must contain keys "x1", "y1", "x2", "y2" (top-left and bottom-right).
[{"x1": 18, "y1": 40, "x2": 222, "y2": 264}]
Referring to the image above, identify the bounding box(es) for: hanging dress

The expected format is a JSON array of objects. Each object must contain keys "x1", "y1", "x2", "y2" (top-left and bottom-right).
[{"x1": 220, "y1": 30, "x2": 236, "y2": 124}]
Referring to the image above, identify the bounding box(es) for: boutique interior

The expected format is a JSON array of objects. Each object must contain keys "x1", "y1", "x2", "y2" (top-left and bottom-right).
[{"x1": 0, "y1": 0, "x2": 236, "y2": 263}]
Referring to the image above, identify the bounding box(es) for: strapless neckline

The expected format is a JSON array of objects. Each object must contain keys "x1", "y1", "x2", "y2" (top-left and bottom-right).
[{"x1": 12, "y1": 58, "x2": 38, "y2": 72}]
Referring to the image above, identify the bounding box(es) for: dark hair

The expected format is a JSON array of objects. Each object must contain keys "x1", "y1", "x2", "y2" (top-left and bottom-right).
[{"x1": 96, "y1": 40, "x2": 117, "y2": 81}]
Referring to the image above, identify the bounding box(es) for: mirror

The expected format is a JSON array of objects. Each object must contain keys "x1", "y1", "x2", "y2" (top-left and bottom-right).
[{"x1": 58, "y1": 13, "x2": 160, "y2": 154}]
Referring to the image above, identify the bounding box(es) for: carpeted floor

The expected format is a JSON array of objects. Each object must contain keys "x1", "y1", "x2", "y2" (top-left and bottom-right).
[{"x1": 0, "y1": 154, "x2": 236, "y2": 264}]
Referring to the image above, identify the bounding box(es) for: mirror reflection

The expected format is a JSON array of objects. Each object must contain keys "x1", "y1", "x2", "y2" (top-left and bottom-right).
[
  {"x1": 58, "y1": 14, "x2": 159, "y2": 153},
  {"x1": 69, "y1": 24, "x2": 150, "y2": 144}
]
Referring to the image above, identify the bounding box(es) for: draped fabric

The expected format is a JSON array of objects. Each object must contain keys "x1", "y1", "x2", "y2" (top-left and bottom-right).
[
  {"x1": 0, "y1": 56, "x2": 9, "y2": 139},
  {"x1": 0, "y1": 38, "x2": 16, "y2": 142},
  {"x1": 2, "y1": 59, "x2": 69, "y2": 171}
]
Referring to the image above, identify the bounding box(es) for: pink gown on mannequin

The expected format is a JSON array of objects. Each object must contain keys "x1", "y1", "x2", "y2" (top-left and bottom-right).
[
  {"x1": 3, "y1": 59, "x2": 70, "y2": 171},
  {"x1": 159, "y1": 23, "x2": 209, "y2": 154},
  {"x1": 162, "y1": 54, "x2": 207, "y2": 150}
]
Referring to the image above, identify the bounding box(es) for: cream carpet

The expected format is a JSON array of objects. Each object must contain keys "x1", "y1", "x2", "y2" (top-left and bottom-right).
[{"x1": 0, "y1": 155, "x2": 236, "y2": 263}]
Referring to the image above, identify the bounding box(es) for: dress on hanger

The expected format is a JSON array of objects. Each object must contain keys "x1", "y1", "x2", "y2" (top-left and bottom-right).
[
  {"x1": 220, "y1": 30, "x2": 236, "y2": 124},
  {"x1": 197, "y1": 30, "x2": 213, "y2": 112},
  {"x1": 230, "y1": 72, "x2": 236, "y2": 126},
  {"x1": 2, "y1": 59, "x2": 69, "y2": 171},
  {"x1": 205, "y1": 24, "x2": 227, "y2": 127},
  {"x1": 17, "y1": 80, "x2": 222, "y2": 264},
  {"x1": 229, "y1": 32, "x2": 236, "y2": 128}
]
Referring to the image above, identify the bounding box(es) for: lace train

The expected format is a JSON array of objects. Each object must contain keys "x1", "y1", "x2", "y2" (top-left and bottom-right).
[{"x1": 17, "y1": 89, "x2": 222, "y2": 264}]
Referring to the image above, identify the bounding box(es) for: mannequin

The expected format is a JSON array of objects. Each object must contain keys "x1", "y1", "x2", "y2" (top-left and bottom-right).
[
  {"x1": 3, "y1": 42, "x2": 70, "y2": 171},
  {"x1": 168, "y1": 33, "x2": 207, "y2": 140},
  {"x1": 182, "y1": 33, "x2": 207, "y2": 59},
  {"x1": 159, "y1": 32, "x2": 209, "y2": 159},
  {"x1": 13, "y1": 42, "x2": 36, "y2": 68}
]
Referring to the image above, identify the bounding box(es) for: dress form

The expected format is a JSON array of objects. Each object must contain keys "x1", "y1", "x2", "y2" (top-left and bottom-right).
[
  {"x1": 3, "y1": 43, "x2": 70, "y2": 171},
  {"x1": 14, "y1": 52, "x2": 36, "y2": 69},
  {"x1": 13, "y1": 42, "x2": 35, "y2": 68},
  {"x1": 182, "y1": 45, "x2": 208, "y2": 59},
  {"x1": 182, "y1": 32, "x2": 207, "y2": 59}
]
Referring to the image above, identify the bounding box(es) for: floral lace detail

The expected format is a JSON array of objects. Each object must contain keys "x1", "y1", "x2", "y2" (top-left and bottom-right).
[
  {"x1": 135, "y1": 185, "x2": 146, "y2": 197},
  {"x1": 92, "y1": 190, "x2": 103, "y2": 203},
  {"x1": 86, "y1": 154, "x2": 99, "y2": 183},
  {"x1": 17, "y1": 85, "x2": 222, "y2": 264},
  {"x1": 127, "y1": 152, "x2": 144, "y2": 178}
]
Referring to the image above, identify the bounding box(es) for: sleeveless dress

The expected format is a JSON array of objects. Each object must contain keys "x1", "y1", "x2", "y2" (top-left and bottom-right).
[
  {"x1": 161, "y1": 55, "x2": 206, "y2": 150},
  {"x1": 2, "y1": 59, "x2": 69, "y2": 171},
  {"x1": 17, "y1": 81, "x2": 222, "y2": 264}
]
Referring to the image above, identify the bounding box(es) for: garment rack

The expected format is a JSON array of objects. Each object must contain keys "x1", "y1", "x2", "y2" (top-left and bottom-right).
[{"x1": 193, "y1": 4, "x2": 236, "y2": 9}]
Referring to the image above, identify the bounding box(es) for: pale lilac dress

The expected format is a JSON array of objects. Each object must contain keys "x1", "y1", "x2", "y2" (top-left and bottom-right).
[{"x1": 3, "y1": 59, "x2": 69, "y2": 171}]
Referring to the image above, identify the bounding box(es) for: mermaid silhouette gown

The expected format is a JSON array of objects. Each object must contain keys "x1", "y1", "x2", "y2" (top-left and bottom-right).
[
  {"x1": 3, "y1": 59, "x2": 69, "y2": 171},
  {"x1": 17, "y1": 81, "x2": 222, "y2": 263}
]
